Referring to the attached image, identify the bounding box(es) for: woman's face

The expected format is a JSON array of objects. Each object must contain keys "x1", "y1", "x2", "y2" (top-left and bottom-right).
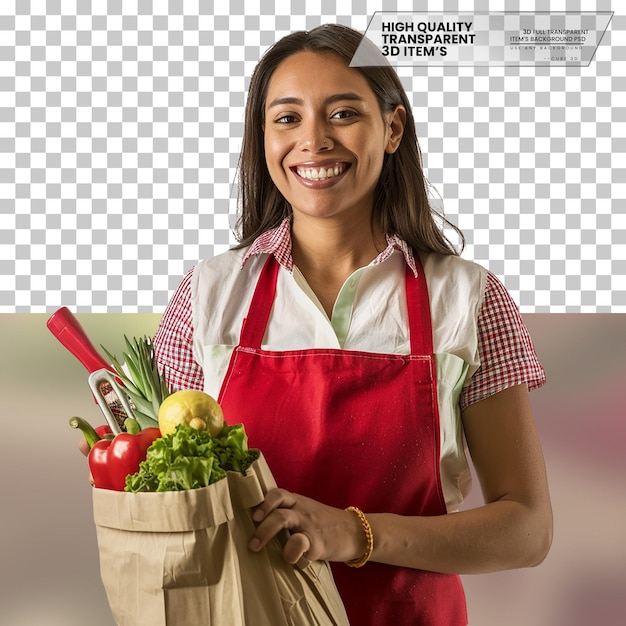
[{"x1": 263, "y1": 50, "x2": 404, "y2": 226}]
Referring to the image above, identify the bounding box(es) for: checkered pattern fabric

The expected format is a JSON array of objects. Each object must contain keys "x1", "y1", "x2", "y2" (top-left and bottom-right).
[{"x1": 1, "y1": 0, "x2": 624, "y2": 312}]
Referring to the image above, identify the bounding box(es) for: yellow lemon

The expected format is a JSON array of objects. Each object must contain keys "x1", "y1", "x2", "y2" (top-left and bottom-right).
[{"x1": 158, "y1": 389, "x2": 225, "y2": 437}]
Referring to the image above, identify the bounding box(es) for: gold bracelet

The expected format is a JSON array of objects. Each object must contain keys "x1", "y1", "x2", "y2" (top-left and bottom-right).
[{"x1": 345, "y1": 506, "x2": 374, "y2": 568}]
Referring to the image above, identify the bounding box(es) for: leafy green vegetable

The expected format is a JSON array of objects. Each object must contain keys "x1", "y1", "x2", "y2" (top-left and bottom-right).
[{"x1": 125, "y1": 423, "x2": 260, "y2": 493}]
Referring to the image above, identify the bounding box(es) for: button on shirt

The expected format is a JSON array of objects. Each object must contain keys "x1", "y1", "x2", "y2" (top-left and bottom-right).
[{"x1": 154, "y1": 220, "x2": 545, "y2": 511}]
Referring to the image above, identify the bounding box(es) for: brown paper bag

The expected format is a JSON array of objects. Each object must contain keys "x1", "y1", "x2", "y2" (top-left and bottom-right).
[{"x1": 92, "y1": 454, "x2": 350, "y2": 626}]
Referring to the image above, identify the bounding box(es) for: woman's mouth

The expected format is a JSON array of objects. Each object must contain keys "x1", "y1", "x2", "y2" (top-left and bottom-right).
[{"x1": 293, "y1": 163, "x2": 350, "y2": 181}]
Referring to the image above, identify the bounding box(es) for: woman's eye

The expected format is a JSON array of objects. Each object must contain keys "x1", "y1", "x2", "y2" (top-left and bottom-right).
[
  {"x1": 331, "y1": 110, "x2": 358, "y2": 120},
  {"x1": 275, "y1": 114, "x2": 297, "y2": 124}
]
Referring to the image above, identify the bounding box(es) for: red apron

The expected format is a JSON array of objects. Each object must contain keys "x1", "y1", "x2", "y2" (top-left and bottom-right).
[{"x1": 218, "y1": 254, "x2": 467, "y2": 625}]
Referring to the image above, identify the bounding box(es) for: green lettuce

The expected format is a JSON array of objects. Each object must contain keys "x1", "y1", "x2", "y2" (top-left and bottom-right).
[{"x1": 125, "y1": 423, "x2": 260, "y2": 493}]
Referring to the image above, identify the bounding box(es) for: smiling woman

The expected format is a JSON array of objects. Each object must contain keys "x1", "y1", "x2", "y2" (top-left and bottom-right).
[
  {"x1": 152, "y1": 24, "x2": 552, "y2": 626},
  {"x1": 260, "y1": 50, "x2": 407, "y2": 311},
  {"x1": 237, "y1": 25, "x2": 462, "y2": 260},
  {"x1": 263, "y1": 51, "x2": 403, "y2": 232}
]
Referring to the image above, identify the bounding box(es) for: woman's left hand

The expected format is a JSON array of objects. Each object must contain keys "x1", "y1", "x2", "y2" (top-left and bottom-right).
[{"x1": 248, "y1": 489, "x2": 366, "y2": 564}]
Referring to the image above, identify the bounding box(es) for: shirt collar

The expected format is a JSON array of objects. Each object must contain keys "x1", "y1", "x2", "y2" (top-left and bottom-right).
[{"x1": 241, "y1": 218, "x2": 418, "y2": 277}]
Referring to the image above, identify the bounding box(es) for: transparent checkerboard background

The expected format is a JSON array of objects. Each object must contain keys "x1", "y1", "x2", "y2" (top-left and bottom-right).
[{"x1": 1, "y1": 0, "x2": 624, "y2": 312}]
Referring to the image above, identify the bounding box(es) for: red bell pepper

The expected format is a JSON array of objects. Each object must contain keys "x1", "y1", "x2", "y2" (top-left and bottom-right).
[
  {"x1": 70, "y1": 416, "x2": 161, "y2": 491},
  {"x1": 95, "y1": 424, "x2": 113, "y2": 439}
]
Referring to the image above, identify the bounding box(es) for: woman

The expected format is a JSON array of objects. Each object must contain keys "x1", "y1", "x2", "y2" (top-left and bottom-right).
[{"x1": 154, "y1": 24, "x2": 552, "y2": 625}]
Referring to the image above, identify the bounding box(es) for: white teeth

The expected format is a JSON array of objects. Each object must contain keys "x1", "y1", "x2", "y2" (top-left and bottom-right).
[{"x1": 296, "y1": 164, "x2": 345, "y2": 180}]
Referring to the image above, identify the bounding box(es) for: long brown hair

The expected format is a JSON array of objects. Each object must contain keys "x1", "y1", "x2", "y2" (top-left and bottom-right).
[{"x1": 235, "y1": 24, "x2": 464, "y2": 256}]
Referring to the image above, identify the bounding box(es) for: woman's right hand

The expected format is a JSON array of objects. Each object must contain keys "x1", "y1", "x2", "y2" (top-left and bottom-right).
[{"x1": 78, "y1": 436, "x2": 90, "y2": 457}]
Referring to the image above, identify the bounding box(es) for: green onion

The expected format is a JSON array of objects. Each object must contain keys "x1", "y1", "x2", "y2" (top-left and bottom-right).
[{"x1": 102, "y1": 335, "x2": 170, "y2": 429}]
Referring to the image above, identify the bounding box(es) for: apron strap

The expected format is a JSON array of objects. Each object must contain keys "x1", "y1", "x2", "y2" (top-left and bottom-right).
[
  {"x1": 405, "y1": 253, "x2": 434, "y2": 356},
  {"x1": 240, "y1": 252, "x2": 434, "y2": 357},
  {"x1": 238, "y1": 254, "x2": 280, "y2": 349}
]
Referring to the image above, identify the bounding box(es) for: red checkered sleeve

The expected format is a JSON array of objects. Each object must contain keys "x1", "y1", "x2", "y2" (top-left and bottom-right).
[
  {"x1": 461, "y1": 271, "x2": 546, "y2": 409},
  {"x1": 153, "y1": 268, "x2": 205, "y2": 392}
]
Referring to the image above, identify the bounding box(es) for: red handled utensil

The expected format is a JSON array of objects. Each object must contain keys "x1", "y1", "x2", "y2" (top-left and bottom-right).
[
  {"x1": 88, "y1": 369, "x2": 136, "y2": 434},
  {"x1": 47, "y1": 306, "x2": 129, "y2": 432}
]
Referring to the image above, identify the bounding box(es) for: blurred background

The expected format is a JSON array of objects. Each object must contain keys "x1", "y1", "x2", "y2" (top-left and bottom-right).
[{"x1": 1, "y1": 312, "x2": 625, "y2": 625}]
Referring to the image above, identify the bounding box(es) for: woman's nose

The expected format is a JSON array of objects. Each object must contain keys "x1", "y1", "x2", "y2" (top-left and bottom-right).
[{"x1": 299, "y1": 120, "x2": 333, "y2": 152}]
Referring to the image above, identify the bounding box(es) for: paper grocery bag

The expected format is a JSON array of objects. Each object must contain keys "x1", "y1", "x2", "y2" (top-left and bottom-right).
[{"x1": 92, "y1": 454, "x2": 350, "y2": 626}]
